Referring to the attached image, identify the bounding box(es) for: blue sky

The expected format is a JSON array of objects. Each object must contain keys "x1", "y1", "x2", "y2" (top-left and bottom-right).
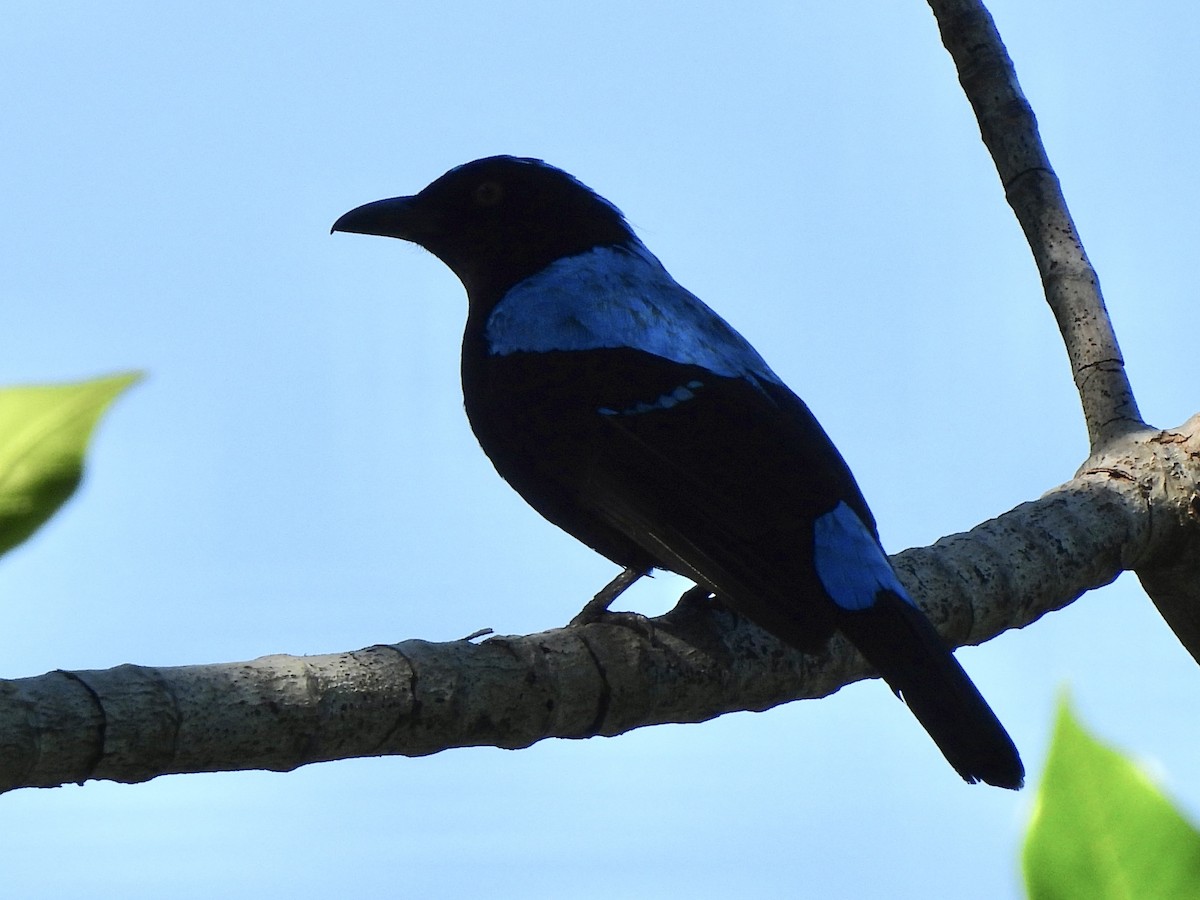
[{"x1": 2, "y1": 2, "x2": 1197, "y2": 897}]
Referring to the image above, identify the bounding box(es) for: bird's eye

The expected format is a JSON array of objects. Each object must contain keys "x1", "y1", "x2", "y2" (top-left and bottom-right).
[{"x1": 473, "y1": 180, "x2": 504, "y2": 207}]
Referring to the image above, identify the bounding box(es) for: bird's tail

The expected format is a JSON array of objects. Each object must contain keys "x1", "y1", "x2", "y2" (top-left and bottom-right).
[{"x1": 837, "y1": 590, "x2": 1024, "y2": 790}]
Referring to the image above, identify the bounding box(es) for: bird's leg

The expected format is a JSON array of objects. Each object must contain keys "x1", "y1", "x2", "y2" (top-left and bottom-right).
[{"x1": 569, "y1": 566, "x2": 645, "y2": 627}]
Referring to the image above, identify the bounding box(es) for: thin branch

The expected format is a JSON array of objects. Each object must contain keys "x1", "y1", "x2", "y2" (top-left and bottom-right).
[{"x1": 926, "y1": 0, "x2": 1145, "y2": 451}]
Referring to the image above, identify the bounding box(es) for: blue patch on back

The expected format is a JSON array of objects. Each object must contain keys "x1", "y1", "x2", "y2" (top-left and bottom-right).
[
  {"x1": 812, "y1": 501, "x2": 912, "y2": 611},
  {"x1": 485, "y1": 242, "x2": 783, "y2": 386}
]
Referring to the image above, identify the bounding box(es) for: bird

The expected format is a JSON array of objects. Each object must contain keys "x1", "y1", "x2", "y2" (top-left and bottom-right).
[{"x1": 332, "y1": 155, "x2": 1024, "y2": 789}]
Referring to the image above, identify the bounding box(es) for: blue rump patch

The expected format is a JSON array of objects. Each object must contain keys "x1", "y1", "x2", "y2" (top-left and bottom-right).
[
  {"x1": 812, "y1": 501, "x2": 911, "y2": 611},
  {"x1": 485, "y1": 242, "x2": 782, "y2": 385}
]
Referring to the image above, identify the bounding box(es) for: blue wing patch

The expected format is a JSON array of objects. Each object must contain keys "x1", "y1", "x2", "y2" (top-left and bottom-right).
[
  {"x1": 812, "y1": 501, "x2": 912, "y2": 611},
  {"x1": 598, "y1": 380, "x2": 704, "y2": 417},
  {"x1": 485, "y1": 242, "x2": 783, "y2": 386}
]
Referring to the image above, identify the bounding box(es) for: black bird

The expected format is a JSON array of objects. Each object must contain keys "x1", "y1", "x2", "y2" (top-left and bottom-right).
[{"x1": 332, "y1": 156, "x2": 1024, "y2": 789}]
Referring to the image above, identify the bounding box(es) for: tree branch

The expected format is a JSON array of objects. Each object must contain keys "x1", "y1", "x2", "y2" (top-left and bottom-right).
[
  {"x1": 3, "y1": 415, "x2": 1197, "y2": 792},
  {"x1": 926, "y1": 0, "x2": 1145, "y2": 450},
  {"x1": 927, "y1": 0, "x2": 1200, "y2": 659},
  {"x1": 1126, "y1": 417, "x2": 1200, "y2": 662}
]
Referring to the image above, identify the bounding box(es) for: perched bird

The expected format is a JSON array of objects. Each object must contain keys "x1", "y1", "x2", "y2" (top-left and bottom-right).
[{"x1": 332, "y1": 156, "x2": 1024, "y2": 789}]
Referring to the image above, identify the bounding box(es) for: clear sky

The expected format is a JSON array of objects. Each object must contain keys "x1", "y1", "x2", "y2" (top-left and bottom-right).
[{"x1": 2, "y1": 2, "x2": 1197, "y2": 897}]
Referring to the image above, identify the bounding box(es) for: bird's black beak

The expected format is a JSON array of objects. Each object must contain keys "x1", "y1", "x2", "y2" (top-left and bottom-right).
[{"x1": 331, "y1": 195, "x2": 428, "y2": 240}]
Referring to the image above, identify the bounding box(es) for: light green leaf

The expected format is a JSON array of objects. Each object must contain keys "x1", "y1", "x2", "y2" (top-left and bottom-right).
[
  {"x1": 0, "y1": 372, "x2": 142, "y2": 558},
  {"x1": 1023, "y1": 695, "x2": 1200, "y2": 900}
]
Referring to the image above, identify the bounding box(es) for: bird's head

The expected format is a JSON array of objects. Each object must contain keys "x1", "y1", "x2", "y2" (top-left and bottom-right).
[{"x1": 332, "y1": 156, "x2": 634, "y2": 307}]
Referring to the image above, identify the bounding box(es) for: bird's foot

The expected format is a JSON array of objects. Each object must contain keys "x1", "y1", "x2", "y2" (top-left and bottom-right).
[
  {"x1": 572, "y1": 608, "x2": 658, "y2": 643},
  {"x1": 596, "y1": 609, "x2": 657, "y2": 639}
]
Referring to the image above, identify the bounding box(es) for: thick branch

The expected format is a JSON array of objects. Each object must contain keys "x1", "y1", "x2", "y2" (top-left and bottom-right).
[
  {"x1": 3, "y1": 417, "x2": 1196, "y2": 792},
  {"x1": 1127, "y1": 415, "x2": 1200, "y2": 662},
  {"x1": 927, "y1": 0, "x2": 1144, "y2": 450}
]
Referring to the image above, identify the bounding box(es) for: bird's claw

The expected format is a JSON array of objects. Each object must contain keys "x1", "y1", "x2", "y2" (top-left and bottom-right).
[{"x1": 571, "y1": 607, "x2": 657, "y2": 641}]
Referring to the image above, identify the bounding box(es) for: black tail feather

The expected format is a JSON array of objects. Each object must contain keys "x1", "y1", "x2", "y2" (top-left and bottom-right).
[{"x1": 837, "y1": 591, "x2": 1024, "y2": 790}]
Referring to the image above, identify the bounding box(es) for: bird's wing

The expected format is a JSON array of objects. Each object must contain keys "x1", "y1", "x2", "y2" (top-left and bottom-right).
[{"x1": 564, "y1": 350, "x2": 873, "y2": 649}]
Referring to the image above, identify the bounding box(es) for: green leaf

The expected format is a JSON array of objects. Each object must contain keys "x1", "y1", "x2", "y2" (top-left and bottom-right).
[
  {"x1": 0, "y1": 372, "x2": 142, "y2": 558},
  {"x1": 1023, "y1": 696, "x2": 1200, "y2": 900}
]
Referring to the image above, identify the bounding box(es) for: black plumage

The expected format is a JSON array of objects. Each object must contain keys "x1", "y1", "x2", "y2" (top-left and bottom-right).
[{"x1": 333, "y1": 155, "x2": 1024, "y2": 789}]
